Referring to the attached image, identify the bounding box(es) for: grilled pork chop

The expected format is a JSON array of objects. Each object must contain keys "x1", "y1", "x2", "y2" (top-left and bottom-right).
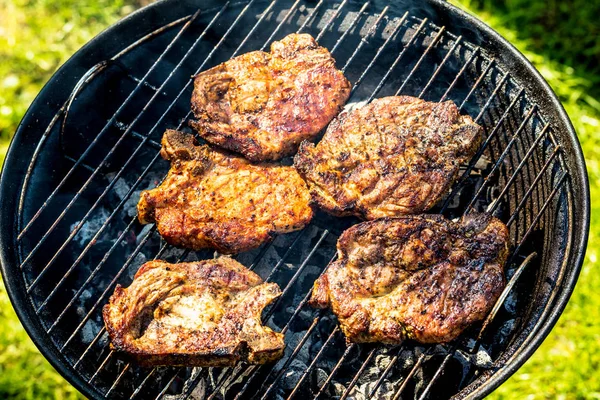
[
  {"x1": 190, "y1": 33, "x2": 351, "y2": 161},
  {"x1": 310, "y1": 214, "x2": 509, "y2": 344},
  {"x1": 103, "y1": 257, "x2": 285, "y2": 366},
  {"x1": 137, "y1": 130, "x2": 313, "y2": 254},
  {"x1": 294, "y1": 96, "x2": 482, "y2": 219}
]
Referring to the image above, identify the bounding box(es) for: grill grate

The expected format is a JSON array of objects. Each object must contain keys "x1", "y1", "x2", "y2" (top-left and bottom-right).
[{"x1": 7, "y1": 1, "x2": 580, "y2": 399}]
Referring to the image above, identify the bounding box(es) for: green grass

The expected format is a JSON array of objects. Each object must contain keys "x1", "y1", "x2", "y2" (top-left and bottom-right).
[
  {"x1": 452, "y1": 1, "x2": 600, "y2": 398},
  {"x1": 0, "y1": 1, "x2": 139, "y2": 398},
  {"x1": 1, "y1": 0, "x2": 599, "y2": 398}
]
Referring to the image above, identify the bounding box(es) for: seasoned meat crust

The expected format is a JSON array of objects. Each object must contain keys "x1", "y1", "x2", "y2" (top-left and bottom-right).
[
  {"x1": 294, "y1": 96, "x2": 482, "y2": 219},
  {"x1": 103, "y1": 257, "x2": 285, "y2": 367},
  {"x1": 137, "y1": 130, "x2": 313, "y2": 254},
  {"x1": 310, "y1": 214, "x2": 509, "y2": 344},
  {"x1": 190, "y1": 33, "x2": 351, "y2": 161}
]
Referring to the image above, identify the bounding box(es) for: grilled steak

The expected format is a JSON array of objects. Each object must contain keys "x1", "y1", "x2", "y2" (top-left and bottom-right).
[
  {"x1": 190, "y1": 33, "x2": 351, "y2": 161},
  {"x1": 137, "y1": 130, "x2": 313, "y2": 254},
  {"x1": 294, "y1": 96, "x2": 482, "y2": 219},
  {"x1": 310, "y1": 213, "x2": 509, "y2": 344},
  {"x1": 103, "y1": 257, "x2": 285, "y2": 366}
]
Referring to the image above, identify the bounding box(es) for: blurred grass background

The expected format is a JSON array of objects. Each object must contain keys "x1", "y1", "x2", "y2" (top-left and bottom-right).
[{"x1": 0, "y1": 0, "x2": 598, "y2": 398}]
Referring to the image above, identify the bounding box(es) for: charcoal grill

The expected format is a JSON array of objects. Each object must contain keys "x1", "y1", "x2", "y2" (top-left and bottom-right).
[{"x1": 0, "y1": 0, "x2": 589, "y2": 399}]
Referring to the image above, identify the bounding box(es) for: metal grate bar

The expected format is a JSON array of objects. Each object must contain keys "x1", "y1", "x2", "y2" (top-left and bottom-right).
[
  {"x1": 106, "y1": 363, "x2": 131, "y2": 397},
  {"x1": 459, "y1": 59, "x2": 498, "y2": 113},
  {"x1": 509, "y1": 172, "x2": 568, "y2": 259},
  {"x1": 259, "y1": 318, "x2": 323, "y2": 400},
  {"x1": 315, "y1": 0, "x2": 349, "y2": 41},
  {"x1": 154, "y1": 230, "x2": 333, "y2": 400},
  {"x1": 46, "y1": 0, "x2": 306, "y2": 329},
  {"x1": 466, "y1": 106, "x2": 538, "y2": 211},
  {"x1": 43, "y1": 0, "x2": 261, "y2": 322},
  {"x1": 287, "y1": 326, "x2": 341, "y2": 400},
  {"x1": 153, "y1": 241, "x2": 171, "y2": 261},
  {"x1": 262, "y1": 229, "x2": 329, "y2": 321},
  {"x1": 501, "y1": 205, "x2": 572, "y2": 370},
  {"x1": 86, "y1": 247, "x2": 191, "y2": 393},
  {"x1": 394, "y1": 25, "x2": 446, "y2": 95},
  {"x1": 27, "y1": 129, "x2": 157, "y2": 296},
  {"x1": 123, "y1": 126, "x2": 161, "y2": 149},
  {"x1": 42, "y1": 111, "x2": 189, "y2": 313},
  {"x1": 125, "y1": 233, "x2": 277, "y2": 399},
  {"x1": 28, "y1": 0, "x2": 263, "y2": 297},
  {"x1": 366, "y1": 18, "x2": 428, "y2": 103},
  {"x1": 417, "y1": 347, "x2": 456, "y2": 400},
  {"x1": 231, "y1": 0, "x2": 279, "y2": 57},
  {"x1": 246, "y1": 236, "x2": 281, "y2": 270},
  {"x1": 507, "y1": 146, "x2": 561, "y2": 227},
  {"x1": 266, "y1": 230, "x2": 309, "y2": 279},
  {"x1": 24, "y1": 0, "x2": 257, "y2": 290},
  {"x1": 176, "y1": 368, "x2": 207, "y2": 400},
  {"x1": 129, "y1": 367, "x2": 157, "y2": 399},
  {"x1": 367, "y1": 347, "x2": 403, "y2": 399},
  {"x1": 15, "y1": 14, "x2": 192, "y2": 233},
  {"x1": 110, "y1": 15, "x2": 193, "y2": 61},
  {"x1": 153, "y1": 370, "x2": 180, "y2": 400},
  {"x1": 103, "y1": 247, "x2": 191, "y2": 393},
  {"x1": 205, "y1": 366, "x2": 249, "y2": 400},
  {"x1": 297, "y1": 0, "x2": 326, "y2": 33},
  {"x1": 216, "y1": 369, "x2": 256, "y2": 400},
  {"x1": 260, "y1": 0, "x2": 302, "y2": 51},
  {"x1": 230, "y1": 297, "x2": 312, "y2": 398},
  {"x1": 472, "y1": 73, "x2": 511, "y2": 124},
  {"x1": 48, "y1": 219, "x2": 154, "y2": 334},
  {"x1": 43, "y1": 201, "x2": 149, "y2": 318},
  {"x1": 314, "y1": 343, "x2": 356, "y2": 399},
  {"x1": 341, "y1": 6, "x2": 390, "y2": 73},
  {"x1": 220, "y1": 252, "x2": 338, "y2": 400},
  {"x1": 415, "y1": 174, "x2": 567, "y2": 397},
  {"x1": 64, "y1": 155, "x2": 96, "y2": 173},
  {"x1": 58, "y1": 225, "x2": 159, "y2": 349},
  {"x1": 476, "y1": 252, "x2": 538, "y2": 343},
  {"x1": 88, "y1": 349, "x2": 114, "y2": 384},
  {"x1": 73, "y1": 327, "x2": 107, "y2": 369},
  {"x1": 488, "y1": 124, "x2": 550, "y2": 214},
  {"x1": 440, "y1": 87, "x2": 526, "y2": 213},
  {"x1": 418, "y1": 35, "x2": 463, "y2": 98},
  {"x1": 339, "y1": 348, "x2": 377, "y2": 400},
  {"x1": 438, "y1": 46, "x2": 480, "y2": 102},
  {"x1": 125, "y1": 74, "x2": 165, "y2": 93},
  {"x1": 225, "y1": 254, "x2": 338, "y2": 399},
  {"x1": 347, "y1": 12, "x2": 408, "y2": 99},
  {"x1": 391, "y1": 348, "x2": 432, "y2": 400},
  {"x1": 137, "y1": 5, "x2": 357, "y2": 396},
  {"x1": 330, "y1": 2, "x2": 371, "y2": 54},
  {"x1": 132, "y1": 229, "x2": 308, "y2": 400},
  {"x1": 17, "y1": 9, "x2": 203, "y2": 242},
  {"x1": 232, "y1": 315, "x2": 322, "y2": 400}
]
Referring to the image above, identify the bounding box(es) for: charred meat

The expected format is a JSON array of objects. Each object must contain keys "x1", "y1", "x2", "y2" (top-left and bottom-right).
[
  {"x1": 103, "y1": 257, "x2": 285, "y2": 366},
  {"x1": 190, "y1": 33, "x2": 351, "y2": 161},
  {"x1": 137, "y1": 130, "x2": 313, "y2": 254},
  {"x1": 294, "y1": 96, "x2": 482, "y2": 219},
  {"x1": 310, "y1": 214, "x2": 509, "y2": 344}
]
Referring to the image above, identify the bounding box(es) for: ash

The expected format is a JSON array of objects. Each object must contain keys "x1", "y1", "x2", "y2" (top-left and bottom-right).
[{"x1": 70, "y1": 207, "x2": 111, "y2": 246}]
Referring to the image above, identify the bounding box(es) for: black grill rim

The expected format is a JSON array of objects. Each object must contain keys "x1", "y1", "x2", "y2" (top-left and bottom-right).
[{"x1": 0, "y1": 0, "x2": 589, "y2": 399}]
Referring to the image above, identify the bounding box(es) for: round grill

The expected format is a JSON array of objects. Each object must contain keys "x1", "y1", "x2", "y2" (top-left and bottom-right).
[{"x1": 0, "y1": 0, "x2": 589, "y2": 399}]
